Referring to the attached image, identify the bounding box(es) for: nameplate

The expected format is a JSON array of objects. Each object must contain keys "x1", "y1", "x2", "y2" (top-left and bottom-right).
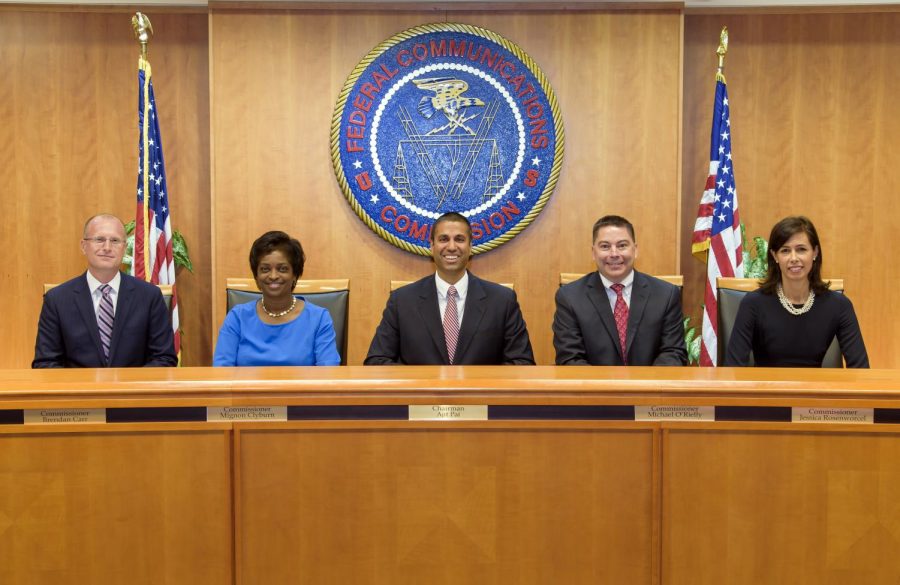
[
  {"x1": 634, "y1": 405, "x2": 715, "y2": 422},
  {"x1": 206, "y1": 406, "x2": 287, "y2": 422},
  {"x1": 409, "y1": 405, "x2": 488, "y2": 421},
  {"x1": 24, "y1": 408, "x2": 106, "y2": 424},
  {"x1": 791, "y1": 407, "x2": 873, "y2": 424}
]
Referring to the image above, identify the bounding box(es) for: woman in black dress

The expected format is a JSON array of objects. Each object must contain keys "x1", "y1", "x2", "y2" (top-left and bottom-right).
[{"x1": 724, "y1": 216, "x2": 868, "y2": 368}]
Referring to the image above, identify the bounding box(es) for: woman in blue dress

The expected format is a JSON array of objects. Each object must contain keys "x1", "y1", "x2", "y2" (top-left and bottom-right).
[{"x1": 214, "y1": 231, "x2": 340, "y2": 366}]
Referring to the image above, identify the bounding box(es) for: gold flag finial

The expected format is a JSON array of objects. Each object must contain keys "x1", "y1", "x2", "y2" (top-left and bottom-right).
[
  {"x1": 716, "y1": 26, "x2": 728, "y2": 83},
  {"x1": 132, "y1": 12, "x2": 153, "y2": 61}
]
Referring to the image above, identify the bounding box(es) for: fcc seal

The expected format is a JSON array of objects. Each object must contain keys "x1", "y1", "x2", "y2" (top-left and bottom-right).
[{"x1": 331, "y1": 23, "x2": 564, "y2": 256}]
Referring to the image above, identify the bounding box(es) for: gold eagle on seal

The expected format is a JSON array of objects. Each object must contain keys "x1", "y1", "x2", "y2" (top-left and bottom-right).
[{"x1": 413, "y1": 77, "x2": 486, "y2": 135}]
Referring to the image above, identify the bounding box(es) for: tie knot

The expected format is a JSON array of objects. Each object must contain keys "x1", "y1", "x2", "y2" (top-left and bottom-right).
[
  {"x1": 611, "y1": 283, "x2": 624, "y2": 295},
  {"x1": 448, "y1": 285, "x2": 458, "y2": 299},
  {"x1": 99, "y1": 284, "x2": 111, "y2": 295}
]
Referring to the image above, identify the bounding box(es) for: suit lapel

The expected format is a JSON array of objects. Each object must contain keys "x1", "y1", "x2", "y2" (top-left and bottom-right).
[
  {"x1": 586, "y1": 273, "x2": 625, "y2": 362},
  {"x1": 416, "y1": 277, "x2": 449, "y2": 363},
  {"x1": 108, "y1": 273, "x2": 134, "y2": 366},
  {"x1": 455, "y1": 273, "x2": 486, "y2": 363},
  {"x1": 626, "y1": 272, "x2": 650, "y2": 357},
  {"x1": 73, "y1": 273, "x2": 106, "y2": 365}
]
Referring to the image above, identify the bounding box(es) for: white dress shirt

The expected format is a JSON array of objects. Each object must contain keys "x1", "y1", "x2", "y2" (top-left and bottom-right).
[
  {"x1": 86, "y1": 271, "x2": 121, "y2": 318},
  {"x1": 435, "y1": 271, "x2": 469, "y2": 326},
  {"x1": 598, "y1": 270, "x2": 634, "y2": 312}
]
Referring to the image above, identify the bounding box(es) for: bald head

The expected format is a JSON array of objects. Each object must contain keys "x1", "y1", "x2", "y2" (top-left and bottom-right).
[{"x1": 83, "y1": 214, "x2": 125, "y2": 238}]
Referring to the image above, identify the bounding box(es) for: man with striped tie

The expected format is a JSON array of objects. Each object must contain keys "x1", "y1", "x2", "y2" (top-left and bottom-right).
[
  {"x1": 365, "y1": 212, "x2": 534, "y2": 366},
  {"x1": 32, "y1": 214, "x2": 177, "y2": 368}
]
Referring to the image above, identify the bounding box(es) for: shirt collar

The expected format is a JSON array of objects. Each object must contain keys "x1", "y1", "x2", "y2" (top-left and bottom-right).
[
  {"x1": 86, "y1": 271, "x2": 121, "y2": 295},
  {"x1": 598, "y1": 269, "x2": 634, "y2": 291},
  {"x1": 435, "y1": 271, "x2": 469, "y2": 300}
]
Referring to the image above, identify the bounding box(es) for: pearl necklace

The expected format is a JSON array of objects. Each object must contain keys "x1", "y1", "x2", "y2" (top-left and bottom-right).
[
  {"x1": 776, "y1": 284, "x2": 815, "y2": 316},
  {"x1": 260, "y1": 296, "x2": 297, "y2": 318}
]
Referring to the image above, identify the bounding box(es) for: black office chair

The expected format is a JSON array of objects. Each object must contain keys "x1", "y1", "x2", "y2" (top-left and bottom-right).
[
  {"x1": 225, "y1": 278, "x2": 350, "y2": 365},
  {"x1": 717, "y1": 277, "x2": 844, "y2": 367}
]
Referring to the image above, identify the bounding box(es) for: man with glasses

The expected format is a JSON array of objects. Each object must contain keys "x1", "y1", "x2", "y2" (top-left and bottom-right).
[
  {"x1": 553, "y1": 215, "x2": 686, "y2": 366},
  {"x1": 33, "y1": 214, "x2": 177, "y2": 368}
]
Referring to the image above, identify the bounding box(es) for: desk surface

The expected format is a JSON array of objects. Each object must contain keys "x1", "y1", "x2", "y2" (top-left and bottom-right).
[{"x1": 2, "y1": 366, "x2": 900, "y2": 403}]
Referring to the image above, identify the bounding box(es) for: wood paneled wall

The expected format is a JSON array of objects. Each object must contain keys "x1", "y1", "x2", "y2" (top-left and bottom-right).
[
  {"x1": 3, "y1": 6, "x2": 898, "y2": 368},
  {"x1": 0, "y1": 10, "x2": 211, "y2": 367},
  {"x1": 210, "y1": 9, "x2": 683, "y2": 365},
  {"x1": 682, "y1": 12, "x2": 900, "y2": 368}
]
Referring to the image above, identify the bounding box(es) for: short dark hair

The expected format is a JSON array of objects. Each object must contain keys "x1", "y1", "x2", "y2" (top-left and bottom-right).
[
  {"x1": 431, "y1": 211, "x2": 472, "y2": 243},
  {"x1": 759, "y1": 216, "x2": 829, "y2": 295},
  {"x1": 249, "y1": 231, "x2": 305, "y2": 280},
  {"x1": 592, "y1": 215, "x2": 635, "y2": 242}
]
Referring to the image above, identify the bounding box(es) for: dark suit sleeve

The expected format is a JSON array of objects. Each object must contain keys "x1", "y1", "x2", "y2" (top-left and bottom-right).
[
  {"x1": 32, "y1": 294, "x2": 66, "y2": 368},
  {"x1": 364, "y1": 292, "x2": 401, "y2": 365},
  {"x1": 501, "y1": 291, "x2": 535, "y2": 365},
  {"x1": 653, "y1": 285, "x2": 688, "y2": 366},
  {"x1": 552, "y1": 287, "x2": 589, "y2": 365},
  {"x1": 144, "y1": 288, "x2": 178, "y2": 367}
]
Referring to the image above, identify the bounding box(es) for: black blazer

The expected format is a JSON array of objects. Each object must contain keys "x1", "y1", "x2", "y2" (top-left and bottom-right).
[
  {"x1": 33, "y1": 272, "x2": 178, "y2": 368},
  {"x1": 365, "y1": 273, "x2": 535, "y2": 365},
  {"x1": 552, "y1": 270, "x2": 686, "y2": 366}
]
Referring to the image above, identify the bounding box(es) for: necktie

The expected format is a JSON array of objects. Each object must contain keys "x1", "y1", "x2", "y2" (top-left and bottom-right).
[
  {"x1": 97, "y1": 284, "x2": 115, "y2": 365},
  {"x1": 443, "y1": 285, "x2": 460, "y2": 364},
  {"x1": 611, "y1": 283, "x2": 628, "y2": 364}
]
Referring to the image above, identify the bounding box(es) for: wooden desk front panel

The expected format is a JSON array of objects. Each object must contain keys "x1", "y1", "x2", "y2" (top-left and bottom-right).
[
  {"x1": 663, "y1": 426, "x2": 900, "y2": 585},
  {"x1": 4, "y1": 366, "x2": 900, "y2": 584},
  {"x1": 236, "y1": 423, "x2": 656, "y2": 585},
  {"x1": 0, "y1": 427, "x2": 233, "y2": 585}
]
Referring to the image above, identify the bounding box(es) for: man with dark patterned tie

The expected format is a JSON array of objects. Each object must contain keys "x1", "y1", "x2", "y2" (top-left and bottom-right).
[
  {"x1": 365, "y1": 212, "x2": 534, "y2": 365},
  {"x1": 553, "y1": 215, "x2": 687, "y2": 366},
  {"x1": 32, "y1": 214, "x2": 177, "y2": 368}
]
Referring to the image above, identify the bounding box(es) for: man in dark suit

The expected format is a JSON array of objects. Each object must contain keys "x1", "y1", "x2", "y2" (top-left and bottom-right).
[
  {"x1": 32, "y1": 214, "x2": 177, "y2": 368},
  {"x1": 553, "y1": 215, "x2": 686, "y2": 366},
  {"x1": 365, "y1": 212, "x2": 534, "y2": 365}
]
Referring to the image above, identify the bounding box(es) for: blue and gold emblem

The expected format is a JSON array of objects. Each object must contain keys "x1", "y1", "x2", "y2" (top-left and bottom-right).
[{"x1": 332, "y1": 23, "x2": 564, "y2": 255}]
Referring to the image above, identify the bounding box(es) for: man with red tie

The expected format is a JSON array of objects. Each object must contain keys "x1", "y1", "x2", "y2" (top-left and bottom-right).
[
  {"x1": 553, "y1": 215, "x2": 686, "y2": 366},
  {"x1": 32, "y1": 214, "x2": 177, "y2": 368},
  {"x1": 365, "y1": 212, "x2": 534, "y2": 365}
]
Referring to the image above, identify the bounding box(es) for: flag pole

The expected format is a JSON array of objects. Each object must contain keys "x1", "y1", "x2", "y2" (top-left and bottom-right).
[
  {"x1": 132, "y1": 12, "x2": 153, "y2": 282},
  {"x1": 716, "y1": 26, "x2": 728, "y2": 84},
  {"x1": 691, "y1": 25, "x2": 743, "y2": 366}
]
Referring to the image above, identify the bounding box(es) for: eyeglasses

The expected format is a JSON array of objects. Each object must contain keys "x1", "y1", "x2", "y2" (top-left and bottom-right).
[{"x1": 83, "y1": 237, "x2": 125, "y2": 247}]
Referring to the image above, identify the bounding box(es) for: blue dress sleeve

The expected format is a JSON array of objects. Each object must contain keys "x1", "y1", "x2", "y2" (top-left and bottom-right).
[
  {"x1": 213, "y1": 308, "x2": 241, "y2": 366},
  {"x1": 313, "y1": 308, "x2": 341, "y2": 366}
]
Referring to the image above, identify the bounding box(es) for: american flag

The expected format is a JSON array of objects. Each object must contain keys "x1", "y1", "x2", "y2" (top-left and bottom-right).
[
  {"x1": 691, "y1": 77, "x2": 743, "y2": 367},
  {"x1": 133, "y1": 57, "x2": 181, "y2": 362}
]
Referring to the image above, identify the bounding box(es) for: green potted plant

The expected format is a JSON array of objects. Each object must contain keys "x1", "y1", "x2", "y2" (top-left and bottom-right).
[
  {"x1": 684, "y1": 224, "x2": 768, "y2": 365},
  {"x1": 121, "y1": 220, "x2": 193, "y2": 274}
]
